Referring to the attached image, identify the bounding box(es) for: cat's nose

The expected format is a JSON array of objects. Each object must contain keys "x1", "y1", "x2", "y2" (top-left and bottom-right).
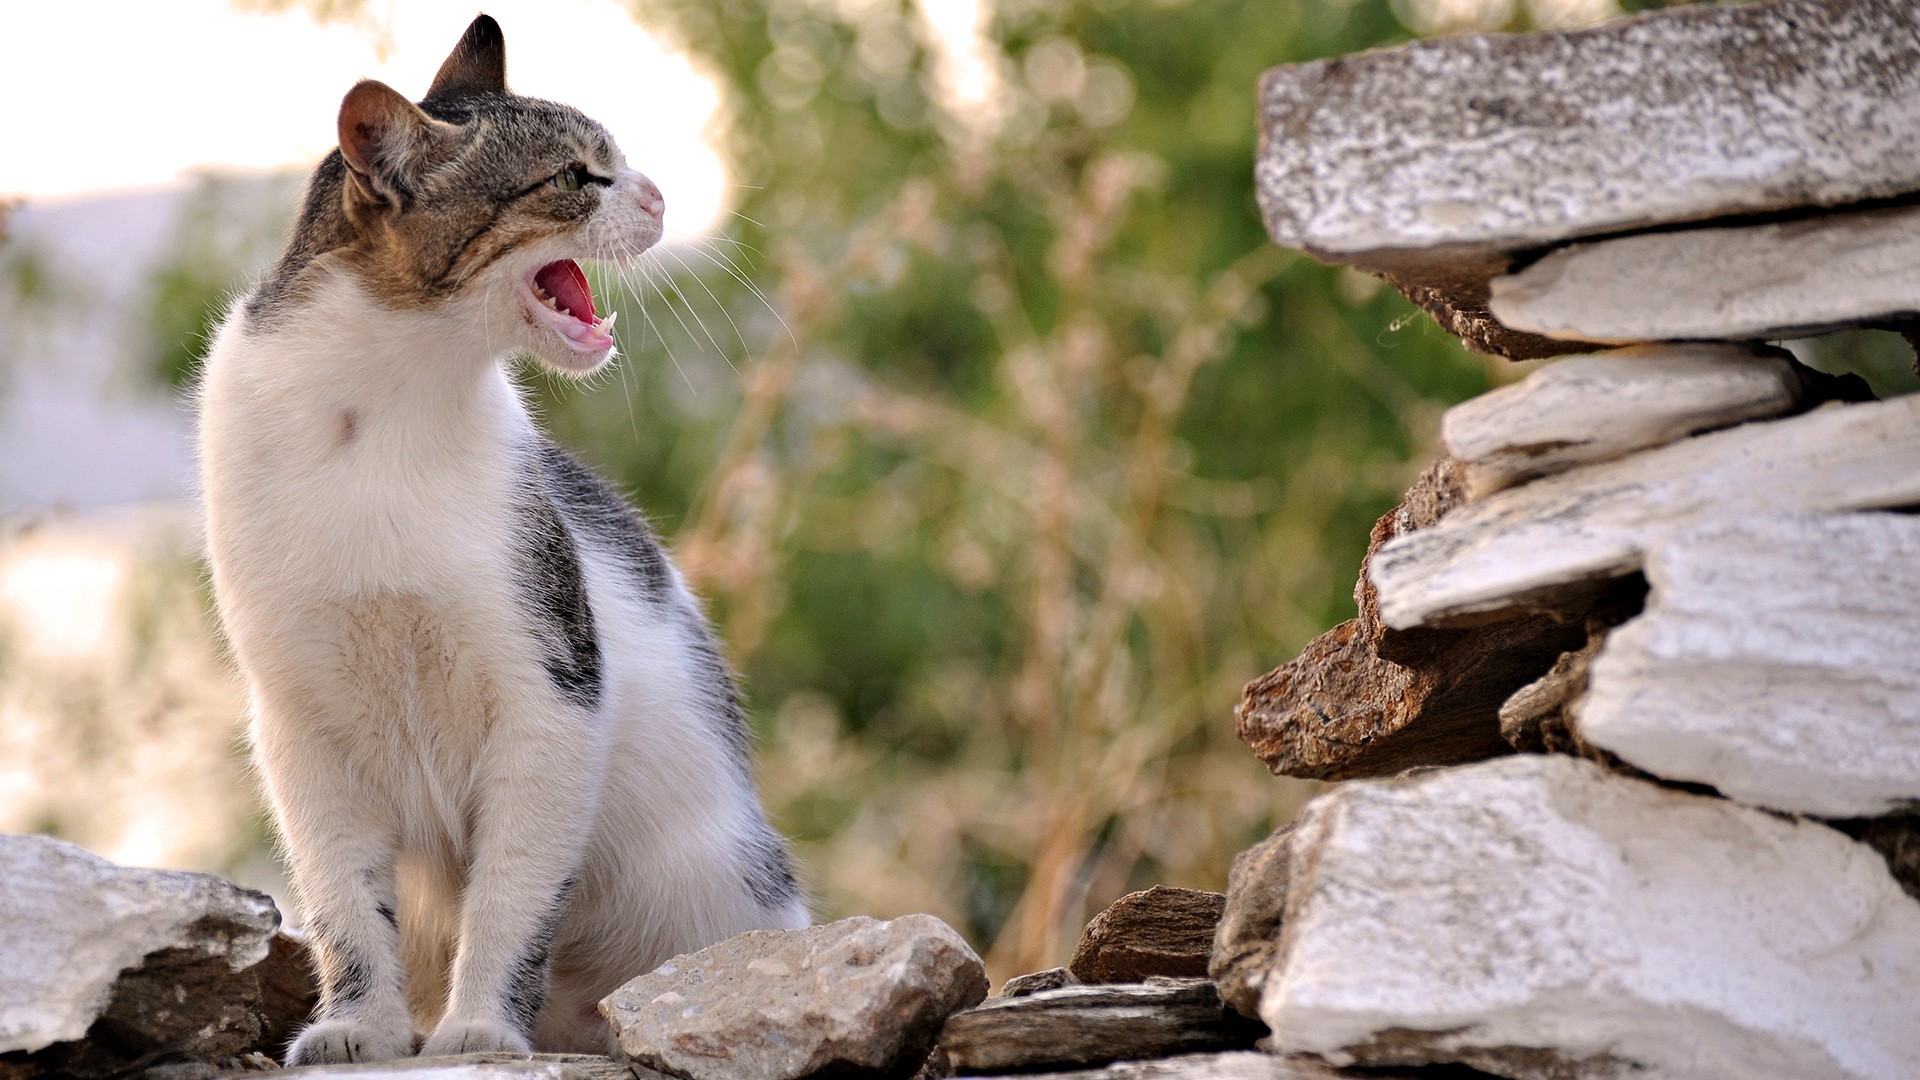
[{"x1": 634, "y1": 176, "x2": 664, "y2": 221}]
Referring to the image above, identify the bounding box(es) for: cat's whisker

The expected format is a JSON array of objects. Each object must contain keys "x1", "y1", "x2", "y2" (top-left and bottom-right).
[
  {"x1": 655, "y1": 246, "x2": 744, "y2": 366},
  {"x1": 660, "y1": 244, "x2": 748, "y2": 361},
  {"x1": 664, "y1": 227, "x2": 764, "y2": 261},
  {"x1": 677, "y1": 241, "x2": 799, "y2": 357}
]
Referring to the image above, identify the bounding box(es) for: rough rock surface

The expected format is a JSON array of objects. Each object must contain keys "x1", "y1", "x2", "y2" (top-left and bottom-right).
[
  {"x1": 1255, "y1": 0, "x2": 1920, "y2": 357},
  {"x1": 1068, "y1": 887, "x2": 1224, "y2": 984},
  {"x1": 1258, "y1": 755, "x2": 1920, "y2": 1080},
  {"x1": 1370, "y1": 394, "x2": 1920, "y2": 629},
  {"x1": 255, "y1": 931, "x2": 320, "y2": 1062},
  {"x1": 1496, "y1": 625, "x2": 1606, "y2": 757},
  {"x1": 1208, "y1": 826, "x2": 1292, "y2": 1021},
  {"x1": 1490, "y1": 203, "x2": 1920, "y2": 345},
  {"x1": 248, "y1": 1054, "x2": 657, "y2": 1079},
  {"x1": 937, "y1": 979, "x2": 1265, "y2": 1075},
  {"x1": 0, "y1": 834, "x2": 280, "y2": 1077},
  {"x1": 940, "y1": 1051, "x2": 1399, "y2": 1079},
  {"x1": 998, "y1": 968, "x2": 1077, "y2": 998},
  {"x1": 1440, "y1": 345, "x2": 1804, "y2": 498},
  {"x1": 600, "y1": 914, "x2": 987, "y2": 1080},
  {"x1": 1579, "y1": 513, "x2": 1920, "y2": 818},
  {"x1": 1238, "y1": 458, "x2": 1595, "y2": 780}
]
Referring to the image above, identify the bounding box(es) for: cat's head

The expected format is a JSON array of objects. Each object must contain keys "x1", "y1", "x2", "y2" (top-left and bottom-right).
[{"x1": 315, "y1": 15, "x2": 661, "y2": 376}]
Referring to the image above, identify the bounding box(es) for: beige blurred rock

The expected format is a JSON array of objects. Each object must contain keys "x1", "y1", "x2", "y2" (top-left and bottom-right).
[
  {"x1": 599, "y1": 915, "x2": 986, "y2": 1080},
  {"x1": 1580, "y1": 513, "x2": 1920, "y2": 818},
  {"x1": 1369, "y1": 395, "x2": 1920, "y2": 630},
  {"x1": 0, "y1": 834, "x2": 280, "y2": 1075},
  {"x1": 1491, "y1": 203, "x2": 1920, "y2": 344},
  {"x1": 1259, "y1": 756, "x2": 1920, "y2": 1080},
  {"x1": 1441, "y1": 345, "x2": 1804, "y2": 498}
]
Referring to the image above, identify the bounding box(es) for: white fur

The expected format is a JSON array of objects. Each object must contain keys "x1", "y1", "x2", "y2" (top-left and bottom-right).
[{"x1": 198, "y1": 160, "x2": 806, "y2": 1062}]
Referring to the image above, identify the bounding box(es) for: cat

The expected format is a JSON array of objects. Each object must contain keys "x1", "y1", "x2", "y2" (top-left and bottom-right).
[{"x1": 196, "y1": 14, "x2": 808, "y2": 1064}]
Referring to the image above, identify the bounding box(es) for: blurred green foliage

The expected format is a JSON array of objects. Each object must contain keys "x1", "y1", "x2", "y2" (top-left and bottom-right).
[{"x1": 531, "y1": 0, "x2": 1510, "y2": 975}]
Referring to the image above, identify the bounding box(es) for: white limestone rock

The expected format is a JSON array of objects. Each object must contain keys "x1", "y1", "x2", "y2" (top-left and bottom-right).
[
  {"x1": 1490, "y1": 203, "x2": 1920, "y2": 344},
  {"x1": 260, "y1": 1053, "x2": 651, "y2": 1079},
  {"x1": 0, "y1": 833, "x2": 280, "y2": 1059},
  {"x1": 599, "y1": 914, "x2": 987, "y2": 1080},
  {"x1": 1440, "y1": 344, "x2": 1804, "y2": 497},
  {"x1": 1579, "y1": 513, "x2": 1920, "y2": 818},
  {"x1": 955, "y1": 1051, "x2": 1376, "y2": 1079},
  {"x1": 1260, "y1": 755, "x2": 1920, "y2": 1080},
  {"x1": 1256, "y1": 0, "x2": 1920, "y2": 264},
  {"x1": 1369, "y1": 394, "x2": 1920, "y2": 629}
]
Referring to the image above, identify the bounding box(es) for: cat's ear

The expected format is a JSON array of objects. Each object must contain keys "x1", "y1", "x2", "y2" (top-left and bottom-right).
[
  {"x1": 425, "y1": 14, "x2": 508, "y2": 100},
  {"x1": 338, "y1": 80, "x2": 448, "y2": 203}
]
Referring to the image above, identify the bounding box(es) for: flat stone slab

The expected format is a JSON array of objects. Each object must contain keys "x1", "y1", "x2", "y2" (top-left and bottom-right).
[
  {"x1": 256, "y1": 1054, "x2": 651, "y2": 1079},
  {"x1": 1255, "y1": 0, "x2": 1920, "y2": 357},
  {"x1": 1440, "y1": 344, "x2": 1805, "y2": 498},
  {"x1": 1259, "y1": 755, "x2": 1920, "y2": 1080},
  {"x1": 1370, "y1": 394, "x2": 1920, "y2": 629},
  {"x1": 1068, "y1": 886, "x2": 1224, "y2": 984},
  {"x1": 0, "y1": 833, "x2": 280, "y2": 1072},
  {"x1": 1579, "y1": 513, "x2": 1920, "y2": 818},
  {"x1": 1491, "y1": 202, "x2": 1920, "y2": 345},
  {"x1": 950, "y1": 1051, "x2": 1400, "y2": 1079},
  {"x1": 600, "y1": 914, "x2": 986, "y2": 1080},
  {"x1": 937, "y1": 979, "x2": 1265, "y2": 1074}
]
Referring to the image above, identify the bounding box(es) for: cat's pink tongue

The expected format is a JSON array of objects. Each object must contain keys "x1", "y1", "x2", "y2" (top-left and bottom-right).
[{"x1": 534, "y1": 260, "x2": 598, "y2": 324}]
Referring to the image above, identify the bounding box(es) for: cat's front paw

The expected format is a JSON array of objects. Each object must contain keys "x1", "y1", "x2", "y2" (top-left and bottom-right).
[
  {"x1": 420, "y1": 1017, "x2": 532, "y2": 1057},
  {"x1": 285, "y1": 1018, "x2": 416, "y2": 1065}
]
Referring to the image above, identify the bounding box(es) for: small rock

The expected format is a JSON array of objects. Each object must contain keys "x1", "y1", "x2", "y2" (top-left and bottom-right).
[
  {"x1": 997, "y1": 968, "x2": 1077, "y2": 998},
  {"x1": 1491, "y1": 203, "x2": 1920, "y2": 346},
  {"x1": 0, "y1": 834, "x2": 280, "y2": 1078},
  {"x1": 1259, "y1": 756, "x2": 1920, "y2": 1080},
  {"x1": 937, "y1": 978, "x2": 1265, "y2": 1075},
  {"x1": 1370, "y1": 394, "x2": 1920, "y2": 630},
  {"x1": 599, "y1": 914, "x2": 987, "y2": 1080},
  {"x1": 1497, "y1": 622, "x2": 1608, "y2": 756},
  {"x1": 1579, "y1": 513, "x2": 1920, "y2": 818},
  {"x1": 1068, "y1": 887, "x2": 1224, "y2": 984},
  {"x1": 252, "y1": 931, "x2": 319, "y2": 1061},
  {"x1": 1440, "y1": 344, "x2": 1805, "y2": 498},
  {"x1": 1207, "y1": 827, "x2": 1292, "y2": 1021}
]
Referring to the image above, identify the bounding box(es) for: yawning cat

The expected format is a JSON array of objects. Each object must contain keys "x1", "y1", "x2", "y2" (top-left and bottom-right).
[{"x1": 196, "y1": 15, "x2": 807, "y2": 1064}]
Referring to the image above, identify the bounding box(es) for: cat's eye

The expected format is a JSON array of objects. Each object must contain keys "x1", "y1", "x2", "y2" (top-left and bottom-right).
[{"x1": 551, "y1": 164, "x2": 594, "y2": 193}]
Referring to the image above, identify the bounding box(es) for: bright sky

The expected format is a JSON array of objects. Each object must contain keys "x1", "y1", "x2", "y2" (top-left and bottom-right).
[{"x1": 0, "y1": 0, "x2": 730, "y2": 235}]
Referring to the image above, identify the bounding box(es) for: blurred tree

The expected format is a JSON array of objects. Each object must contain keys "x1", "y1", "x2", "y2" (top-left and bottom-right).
[{"x1": 561, "y1": 0, "x2": 1503, "y2": 978}]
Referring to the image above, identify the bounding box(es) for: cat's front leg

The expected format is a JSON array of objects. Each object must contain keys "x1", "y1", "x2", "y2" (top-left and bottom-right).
[
  {"x1": 255, "y1": 708, "x2": 415, "y2": 1065},
  {"x1": 422, "y1": 711, "x2": 604, "y2": 1056}
]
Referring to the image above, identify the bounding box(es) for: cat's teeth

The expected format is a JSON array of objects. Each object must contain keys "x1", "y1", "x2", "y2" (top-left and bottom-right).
[
  {"x1": 598, "y1": 310, "x2": 618, "y2": 330},
  {"x1": 544, "y1": 296, "x2": 561, "y2": 310}
]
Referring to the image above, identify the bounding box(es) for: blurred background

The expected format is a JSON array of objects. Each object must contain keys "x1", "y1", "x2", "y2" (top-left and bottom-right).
[{"x1": 2, "y1": 0, "x2": 1911, "y2": 985}]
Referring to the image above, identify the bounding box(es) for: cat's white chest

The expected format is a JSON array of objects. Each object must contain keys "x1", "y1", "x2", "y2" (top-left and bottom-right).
[{"x1": 199, "y1": 315, "x2": 529, "y2": 607}]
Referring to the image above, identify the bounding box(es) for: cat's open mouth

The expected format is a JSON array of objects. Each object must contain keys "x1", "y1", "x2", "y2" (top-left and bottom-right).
[{"x1": 523, "y1": 259, "x2": 617, "y2": 354}]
